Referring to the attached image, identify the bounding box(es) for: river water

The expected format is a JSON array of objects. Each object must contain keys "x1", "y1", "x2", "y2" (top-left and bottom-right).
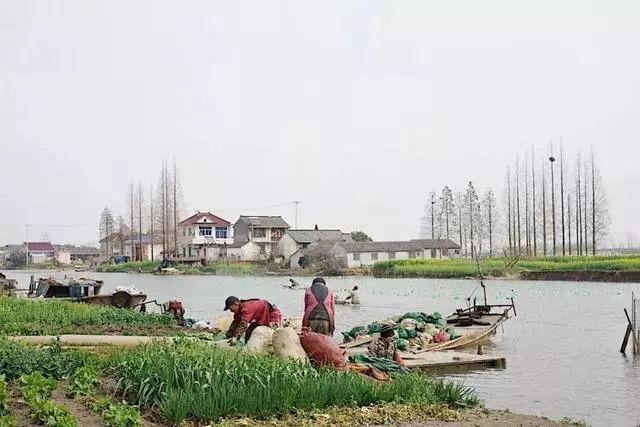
[{"x1": 6, "y1": 271, "x2": 640, "y2": 426}]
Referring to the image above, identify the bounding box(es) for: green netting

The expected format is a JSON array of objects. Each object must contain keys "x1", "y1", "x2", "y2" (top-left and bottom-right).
[
  {"x1": 349, "y1": 354, "x2": 405, "y2": 372},
  {"x1": 397, "y1": 339, "x2": 409, "y2": 351}
]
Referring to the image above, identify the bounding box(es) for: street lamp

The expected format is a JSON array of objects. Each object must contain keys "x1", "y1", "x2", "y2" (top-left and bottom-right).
[
  {"x1": 430, "y1": 195, "x2": 436, "y2": 240},
  {"x1": 549, "y1": 156, "x2": 556, "y2": 256}
]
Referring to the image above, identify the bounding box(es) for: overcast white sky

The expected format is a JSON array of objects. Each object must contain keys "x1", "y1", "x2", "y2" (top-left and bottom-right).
[{"x1": 1, "y1": 1, "x2": 639, "y2": 246}]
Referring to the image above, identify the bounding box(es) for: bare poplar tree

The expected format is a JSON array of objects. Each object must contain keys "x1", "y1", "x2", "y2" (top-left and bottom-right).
[
  {"x1": 576, "y1": 155, "x2": 583, "y2": 255},
  {"x1": 531, "y1": 146, "x2": 537, "y2": 256},
  {"x1": 590, "y1": 149, "x2": 610, "y2": 254},
  {"x1": 149, "y1": 183, "x2": 154, "y2": 261},
  {"x1": 419, "y1": 192, "x2": 438, "y2": 239},
  {"x1": 440, "y1": 186, "x2": 454, "y2": 240},
  {"x1": 567, "y1": 193, "x2": 572, "y2": 255},
  {"x1": 583, "y1": 158, "x2": 589, "y2": 254},
  {"x1": 138, "y1": 181, "x2": 143, "y2": 260},
  {"x1": 560, "y1": 140, "x2": 566, "y2": 256},
  {"x1": 127, "y1": 182, "x2": 135, "y2": 261},
  {"x1": 506, "y1": 168, "x2": 513, "y2": 253},
  {"x1": 464, "y1": 182, "x2": 480, "y2": 258},
  {"x1": 99, "y1": 207, "x2": 114, "y2": 259},
  {"x1": 483, "y1": 189, "x2": 497, "y2": 257},
  {"x1": 524, "y1": 153, "x2": 531, "y2": 255},
  {"x1": 516, "y1": 158, "x2": 522, "y2": 255}
]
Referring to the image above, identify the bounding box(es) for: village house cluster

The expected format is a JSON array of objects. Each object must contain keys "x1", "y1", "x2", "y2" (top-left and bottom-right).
[{"x1": 98, "y1": 211, "x2": 462, "y2": 269}]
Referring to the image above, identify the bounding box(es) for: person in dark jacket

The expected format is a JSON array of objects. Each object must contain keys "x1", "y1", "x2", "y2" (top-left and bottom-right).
[{"x1": 302, "y1": 277, "x2": 336, "y2": 336}]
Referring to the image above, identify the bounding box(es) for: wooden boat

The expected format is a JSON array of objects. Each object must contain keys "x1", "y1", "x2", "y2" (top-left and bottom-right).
[{"x1": 30, "y1": 277, "x2": 103, "y2": 299}]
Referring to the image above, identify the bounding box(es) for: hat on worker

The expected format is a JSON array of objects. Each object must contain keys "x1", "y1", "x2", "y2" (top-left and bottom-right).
[
  {"x1": 312, "y1": 277, "x2": 326, "y2": 285},
  {"x1": 381, "y1": 324, "x2": 395, "y2": 338},
  {"x1": 224, "y1": 296, "x2": 240, "y2": 311}
]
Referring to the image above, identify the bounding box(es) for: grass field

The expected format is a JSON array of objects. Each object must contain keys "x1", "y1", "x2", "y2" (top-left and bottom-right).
[{"x1": 371, "y1": 255, "x2": 640, "y2": 278}]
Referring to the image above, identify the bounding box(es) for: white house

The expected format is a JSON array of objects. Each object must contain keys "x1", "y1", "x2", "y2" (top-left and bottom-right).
[
  {"x1": 178, "y1": 211, "x2": 233, "y2": 260},
  {"x1": 333, "y1": 239, "x2": 461, "y2": 268},
  {"x1": 26, "y1": 242, "x2": 55, "y2": 264},
  {"x1": 231, "y1": 216, "x2": 290, "y2": 262}
]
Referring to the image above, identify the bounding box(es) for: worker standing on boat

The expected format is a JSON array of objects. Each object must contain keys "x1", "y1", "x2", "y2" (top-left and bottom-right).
[
  {"x1": 224, "y1": 296, "x2": 282, "y2": 343},
  {"x1": 302, "y1": 277, "x2": 336, "y2": 336},
  {"x1": 344, "y1": 285, "x2": 360, "y2": 305},
  {"x1": 367, "y1": 324, "x2": 405, "y2": 367}
]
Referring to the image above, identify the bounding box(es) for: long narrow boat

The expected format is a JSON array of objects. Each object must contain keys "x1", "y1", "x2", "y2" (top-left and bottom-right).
[{"x1": 411, "y1": 303, "x2": 514, "y2": 353}]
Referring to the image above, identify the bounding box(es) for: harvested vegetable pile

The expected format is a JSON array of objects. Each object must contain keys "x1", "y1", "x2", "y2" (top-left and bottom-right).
[{"x1": 341, "y1": 311, "x2": 460, "y2": 349}]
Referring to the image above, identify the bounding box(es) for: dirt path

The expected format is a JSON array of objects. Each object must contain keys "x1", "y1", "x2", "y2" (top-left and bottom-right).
[
  {"x1": 51, "y1": 385, "x2": 103, "y2": 427},
  {"x1": 7, "y1": 387, "x2": 35, "y2": 427}
]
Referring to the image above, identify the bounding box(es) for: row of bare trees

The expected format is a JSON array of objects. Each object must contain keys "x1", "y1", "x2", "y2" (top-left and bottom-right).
[
  {"x1": 420, "y1": 182, "x2": 498, "y2": 258},
  {"x1": 420, "y1": 144, "x2": 610, "y2": 258},
  {"x1": 505, "y1": 143, "x2": 610, "y2": 257},
  {"x1": 99, "y1": 160, "x2": 184, "y2": 262}
]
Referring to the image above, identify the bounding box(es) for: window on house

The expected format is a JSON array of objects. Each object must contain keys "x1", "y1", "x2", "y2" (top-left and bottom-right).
[
  {"x1": 252, "y1": 228, "x2": 266, "y2": 238},
  {"x1": 199, "y1": 227, "x2": 212, "y2": 236},
  {"x1": 388, "y1": 252, "x2": 396, "y2": 259},
  {"x1": 182, "y1": 228, "x2": 186, "y2": 237},
  {"x1": 371, "y1": 252, "x2": 378, "y2": 261},
  {"x1": 215, "y1": 227, "x2": 228, "y2": 239},
  {"x1": 353, "y1": 253, "x2": 360, "y2": 261}
]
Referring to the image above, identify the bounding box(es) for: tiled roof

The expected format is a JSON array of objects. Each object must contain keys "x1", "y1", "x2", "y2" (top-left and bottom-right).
[
  {"x1": 336, "y1": 239, "x2": 460, "y2": 253},
  {"x1": 286, "y1": 229, "x2": 346, "y2": 243},
  {"x1": 236, "y1": 216, "x2": 290, "y2": 228},
  {"x1": 180, "y1": 211, "x2": 231, "y2": 226},
  {"x1": 26, "y1": 242, "x2": 55, "y2": 252}
]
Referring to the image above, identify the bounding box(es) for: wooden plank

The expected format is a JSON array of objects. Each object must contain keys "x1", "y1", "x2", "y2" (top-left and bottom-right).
[
  {"x1": 624, "y1": 308, "x2": 639, "y2": 354},
  {"x1": 340, "y1": 336, "x2": 374, "y2": 349}
]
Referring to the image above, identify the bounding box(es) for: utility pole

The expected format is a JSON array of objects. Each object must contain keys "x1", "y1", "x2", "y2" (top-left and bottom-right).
[
  {"x1": 549, "y1": 149, "x2": 557, "y2": 256},
  {"x1": 542, "y1": 160, "x2": 547, "y2": 256},
  {"x1": 293, "y1": 201, "x2": 300, "y2": 229}
]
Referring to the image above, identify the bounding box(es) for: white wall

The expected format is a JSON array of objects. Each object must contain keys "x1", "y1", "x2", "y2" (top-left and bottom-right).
[{"x1": 278, "y1": 233, "x2": 300, "y2": 260}]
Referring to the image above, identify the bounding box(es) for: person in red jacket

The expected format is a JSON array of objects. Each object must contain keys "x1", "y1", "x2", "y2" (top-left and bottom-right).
[
  {"x1": 224, "y1": 296, "x2": 281, "y2": 343},
  {"x1": 302, "y1": 277, "x2": 336, "y2": 336}
]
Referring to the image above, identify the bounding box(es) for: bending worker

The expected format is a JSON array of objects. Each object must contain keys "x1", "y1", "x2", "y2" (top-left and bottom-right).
[
  {"x1": 344, "y1": 285, "x2": 360, "y2": 305},
  {"x1": 367, "y1": 324, "x2": 405, "y2": 367},
  {"x1": 224, "y1": 296, "x2": 282, "y2": 343},
  {"x1": 302, "y1": 277, "x2": 336, "y2": 336}
]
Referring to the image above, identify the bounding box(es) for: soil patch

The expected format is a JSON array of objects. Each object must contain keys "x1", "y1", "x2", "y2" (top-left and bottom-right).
[
  {"x1": 51, "y1": 383, "x2": 103, "y2": 427},
  {"x1": 7, "y1": 386, "x2": 36, "y2": 427},
  {"x1": 395, "y1": 408, "x2": 564, "y2": 426}
]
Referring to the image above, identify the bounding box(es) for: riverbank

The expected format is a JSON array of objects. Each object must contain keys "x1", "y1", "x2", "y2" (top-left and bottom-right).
[
  {"x1": 0, "y1": 336, "x2": 579, "y2": 427},
  {"x1": 372, "y1": 256, "x2": 640, "y2": 282},
  {"x1": 95, "y1": 260, "x2": 267, "y2": 275}
]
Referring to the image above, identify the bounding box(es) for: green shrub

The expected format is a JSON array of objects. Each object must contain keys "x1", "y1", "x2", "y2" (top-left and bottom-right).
[
  {"x1": 103, "y1": 404, "x2": 141, "y2": 427},
  {"x1": 67, "y1": 366, "x2": 102, "y2": 398},
  {"x1": 0, "y1": 338, "x2": 94, "y2": 380},
  {"x1": 0, "y1": 415, "x2": 16, "y2": 427},
  {"x1": 0, "y1": 375, "x2": 8, "y2": 416}
]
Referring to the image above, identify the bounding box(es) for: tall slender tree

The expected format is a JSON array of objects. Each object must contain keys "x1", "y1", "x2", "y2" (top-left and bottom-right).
[
  {"x1": 483, "y1": 189, "x2": 497, "y2": 257},
  {"x1": 138, "y1": 181, "x2": 143, "y2": 261},
  {"x1": 577, "y1": 156, "x2": 583, "y2": 255},
  {"x1": 99, "y1": 208, "x2": 114, "y2": 259},
  {"x1": 128, "y1": 182, "x2": 135, "y2": 261},
  {"x1": 516, "y1": 158, "x2": 522, "y2": 255},
  {"x1": 524, "y1": 153, "x2": 531, "y2": 255},
  {"x1": 567, "y1": 193, "x2": 572, "y2": 255},
  {"x1": 440, "y1": 186, "x2": 454, "y2": 240},
  {"x1": 531, "y1": 146, "x2": 537, "y2": 256},
  {"x1": 149, "y1": 182, "x2": 154, "y2": 261},
  {"x1": 583, "y1": 158, "x2": 589, "y2": 254},
  {"x1": 506, "y1": 168, "x2": 513, "y2": 253},
  {"x1": 560, "y1": 140, "x2": 566, "y2": 256}
]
